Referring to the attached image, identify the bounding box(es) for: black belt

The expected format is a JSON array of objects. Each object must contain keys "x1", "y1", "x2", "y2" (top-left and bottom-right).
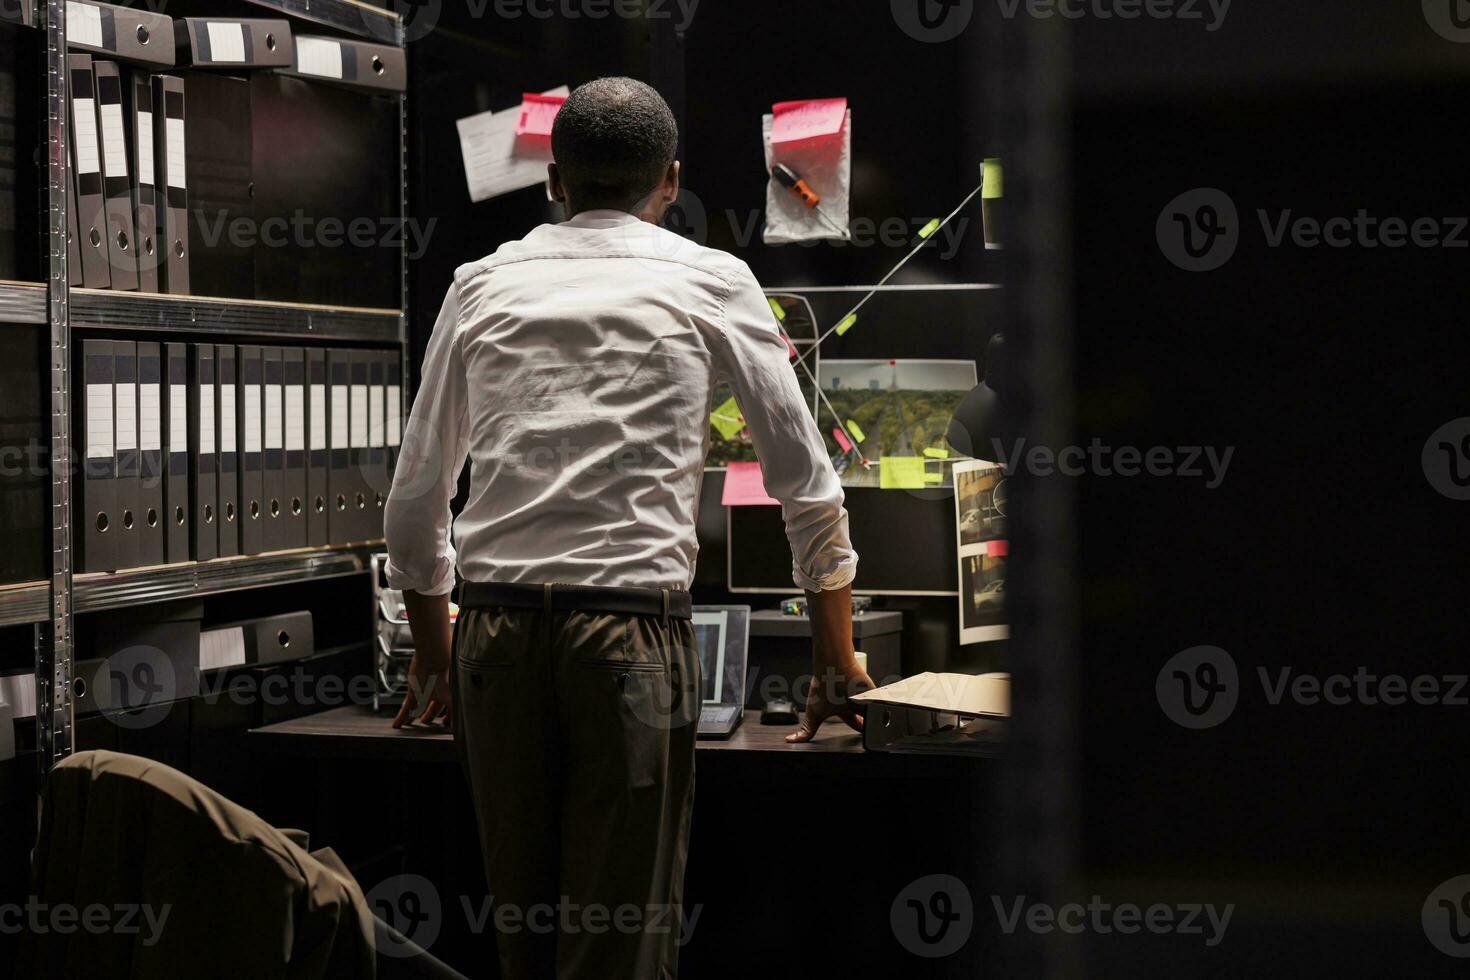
[{"x1": 458, "y1": 581, "x2": 692, "y2": 621}]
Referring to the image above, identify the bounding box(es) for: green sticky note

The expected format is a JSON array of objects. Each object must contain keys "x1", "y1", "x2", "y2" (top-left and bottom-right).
[
  {"x1": 924, "y1": 470, "x2": 945, "y2": 483},
  {"x1": 845, "y1": 419, "x2": 866, "y2": 443},
  {"x1": 767, "y1": 297, "x2": 786, "y2": 321},
  {"x1": 879, "y1": 456, "x2": 926, "y2": 490},
  {"x1": 923, "y1": 447, "x2": 950, "y2": 459},
  {"x1": 835, "y1": 313, "x2": 858, "y2": 336},
  {"x1": 919, "y1": 218, "x2": 941, "y2": 240},
  {"x1": 710, "y1": 395, "x2": 745, "y2": 440},
  {"x1": 982, "y1": 158, "x2": 1003, "y2": 200}
]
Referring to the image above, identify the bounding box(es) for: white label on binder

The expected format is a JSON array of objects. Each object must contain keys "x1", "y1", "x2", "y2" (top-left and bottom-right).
[
  {"x1": 286, "y1": 386, "x2": 306, "y2": 451},
  {"x1": 101, "y1": 101, "x2": 128, "y2": 180},
  {"x1": 169, "y1": 384, "x2": 187, "y2": 452},
  {"x1": 386, "y1": 385, "x2": 402, "y2": 447},
  {"x1": 68, "y1": 2, "x2": 103, "y2": 48},
  {"x1": 266, "y1": 385, "x2": 283, "y2": 450},
  {"x1": 86, "y1": 384, "x2": 113, "y2": 460},
  {"x1": 310, "y1": 384, "x2": 327, "y2": 451},
  {"x1": 166, "y1": 117, "x2": 186, "y2": 190},
  {"x1": 331, "y1": 386, "x2": 349, "y2": 448},
  {"x1": 220, "y1": 384, "x2": 237, "y2": 453},
  {"x1": 206, "y1": 22, "x2": 247, "y2": 63},
  {"x1": 369, "y1": 386, "x2": 385, "y2": 448},
  {"x1": 200, "y1": 626, "x2": 247, "y2": 671},
  {"x1": 351, "y1": 384, "x2": 368, "y2": 448},
  {"x1": 244, "y1": 384, "x2": 262, "y2": 453},
  {"x1": 137, "y1": 111, "x2": 155, "y2": 187},
  {"x1": 199, "y1": 384, "x2": 215, "y2": 455},
  {"x1": 140, "y1": 384, "x2": 161, "y2": 452},
  {"x1": 73, "y1": 98, "x2": 101, "y2": 175},
  {"x1": 296, "y1": 38, "x2": 344, "y2": 79},
  {"x1": 115, "y1": 381, "x2": 137, "y2": 452}
]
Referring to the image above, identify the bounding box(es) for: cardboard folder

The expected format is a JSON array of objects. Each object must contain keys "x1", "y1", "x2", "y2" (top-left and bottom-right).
[
  {"x1": 326, "y1": 348, "x2": 352, "y2": 545},
  {"x1": 188, "y1": 343, "x2": 217, "y2": 561},
  {"x1": 283, "y1": 347, "x2": 308, "y2": 548},
  {"x1": 79, "y1": 338, "x2": 117, "y2": 573},
  {"x1": 68, "y1": 53, "x2": 111, "y2": 289},
  {"x1": 93, "y1": 60, "x2": 139, "y2": 290},
  {"x1": 126, "y1": 69, "x2": 160, "y2": 293},
  {"x1": 262, "y1": 346, "x2": 285, "y2": 551},
  {"x1": 349, "y1": 349, "x2": 373, "y2": 542},
  {"x1": 366, "y1": 350, "x2": 388, "y2": 535},
  {"x1": 280, "y1": 35, "x2": 405, "y2": 93},
  {"x1": 136, "y1": 340, "x2": 165, "y2": 566},
  {"x1": 162, "y1": 341, "x2": 189, "y2": 563},
  {"x1": 65, "y1": 0, "x2": 175, "y2": 67},
  {"x1": 305, "y1": 348, "x2": 329, "y2": 547},
  {"x1": 112, "y1": 339, "x2": 140, "y2": 569},
  {"x1": 174, "y1": 17, "x2": 293, "y2": 69},
  {"x1": 385, "y1": 351, "x2": 403, "y2": 483},
  {"x1": 151, "y1": 74, "x2": 188, "y2": 294},
  {"x1": 215, "y1": 344, "x2": 240, "y2": 557},
  {"x1": 237, "y1": 344, "x2": 264, "y2": 555}
]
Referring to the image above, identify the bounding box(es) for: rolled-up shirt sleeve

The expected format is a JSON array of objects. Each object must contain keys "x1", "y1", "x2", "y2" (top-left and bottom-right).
[
  {"x1": 717, "y1": 264, "x2": 857, "y2": 592},
  {"x1": 384, "y1": 283, "x2": 468, "y2": 597}
]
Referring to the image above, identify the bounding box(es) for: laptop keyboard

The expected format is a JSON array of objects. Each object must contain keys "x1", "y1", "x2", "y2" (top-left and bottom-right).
[{"x1": 700, "y1": 705, "x2": 739, "y2": 728}]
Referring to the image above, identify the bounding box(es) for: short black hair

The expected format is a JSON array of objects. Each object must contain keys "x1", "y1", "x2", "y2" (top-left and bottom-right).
[{"x1": 552, "y1": 77, "x2": 678, "y2": 210}]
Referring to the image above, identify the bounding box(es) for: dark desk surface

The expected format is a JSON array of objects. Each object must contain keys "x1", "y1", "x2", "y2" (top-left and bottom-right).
[{"x1": 249, "y1": 705, "x2": 979, "y2": 778}]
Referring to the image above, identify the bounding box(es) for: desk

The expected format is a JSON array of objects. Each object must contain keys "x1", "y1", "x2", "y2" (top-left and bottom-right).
[
  {"x1": 248, "y1": 706, "x2": 989, "y2": 978},
  {"x1": 250, "y1": 704, "x2": 971, "y2": 778}
]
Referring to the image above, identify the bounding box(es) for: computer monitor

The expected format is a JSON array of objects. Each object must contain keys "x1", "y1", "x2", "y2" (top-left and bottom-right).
[{"x1": 727, "y1": 487, "x2": 958, "y2": 595}]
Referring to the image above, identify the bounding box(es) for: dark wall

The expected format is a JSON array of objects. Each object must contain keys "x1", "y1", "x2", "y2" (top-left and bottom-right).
[{"x1": 1068, "y1": 8, "x2": 1470, "y2": 974}]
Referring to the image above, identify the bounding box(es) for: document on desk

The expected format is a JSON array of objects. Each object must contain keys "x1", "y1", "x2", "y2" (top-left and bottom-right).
[
  {"x1": 456, "y1": 85, "x2": 569, "y2": 203},
  {"x1": 852, "y1": 672, "x2": 1010, "y2": 719}
]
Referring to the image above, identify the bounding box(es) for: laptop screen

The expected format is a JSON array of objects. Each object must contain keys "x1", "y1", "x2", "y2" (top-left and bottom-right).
[{"x1": 691, "y1": 607, "x2": 749, "y2": 707}]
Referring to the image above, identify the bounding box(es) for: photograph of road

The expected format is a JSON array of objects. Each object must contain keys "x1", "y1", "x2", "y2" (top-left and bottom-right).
[
  {"x1": 816, "y1": 359, "x2": 977, "y2": 487},
  {"x1": 705, "y1": 376, "x2": 819, "y2": 468},
  {"x1": 954, "y1": 458, "x2": 1008, "y2": 644},
  {"x1": 955, "y1": 462, "x2": 1008, "y2": 547},
  {"x1": 960, "y1": 551, "x2": 1008, "y2": 639}
]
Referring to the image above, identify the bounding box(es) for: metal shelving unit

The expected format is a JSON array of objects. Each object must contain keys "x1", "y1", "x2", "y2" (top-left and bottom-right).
[
  {"x1": 0, "y1": 281, "x2": 47, "y2": 323},
  {"x1": 244, "y1": 0, "x2": 400, "y2": 43},
  {"x1": 16, "y1": 0, "x2": 408, "y2": 776},
  {"x1": 70, "y1": 289, "x2": 402, "y2": 342},
  {"x1": 73, "y1": 546, "x2": 374, "y2": 614}
]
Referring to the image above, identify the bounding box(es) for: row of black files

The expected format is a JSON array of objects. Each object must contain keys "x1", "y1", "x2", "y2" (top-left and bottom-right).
[
  {"x1": 68, "y1": 52, "x2": 190, "y2": 294},
  {"x1": 77, "y1": 340, "x2": 403, "y2": 574}
]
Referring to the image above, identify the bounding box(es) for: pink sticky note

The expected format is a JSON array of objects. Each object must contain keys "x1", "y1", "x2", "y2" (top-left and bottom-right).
[
  {"x1": 770, "y1": 98, "x2": 848, "y2": 145},
  {"x1": 832, "y1": 427, "x2": 854, "y2": 453},
  {"x1": 986, "y1": 539, "x2": 1009, "y2": 557},
  {"x1": 722, "y1": 461, "x2": 780, "y2": 506},
  {"x1": 516, "y1": 93, "x2": 565, "y2": 138},
  {"x1": 783, "y1": 333, "x2": 797, "y2": 360}
]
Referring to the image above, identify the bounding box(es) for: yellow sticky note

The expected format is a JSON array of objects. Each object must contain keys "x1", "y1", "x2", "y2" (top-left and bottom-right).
[
  {"x1": 923, "y1": 447, "x2": 950, "y2": 459},
  {"x1": 918, "y1": 218, "x2": 941, "y2": 240},
  {"x1": 845, "y1": 419, "x2": 866, "y2": 443},
  {"x1": 879, "y1": 456, "x2": 926, "y2": 490},
  {"x1": 835, "y1": 313, "x2": 858, "y2": 336},
  {"x1": 924, "y1": 470, "x2": 944, "y2": 483},
  {"x1": 982, "y1": 158, "x2": 1003, "y2": 200},
  {"x1": 710, "y1": 395, "x2": 745, "y2": 440},
  {"x1": 767, "y1": 297, "x2": 786, "y2": 321}
]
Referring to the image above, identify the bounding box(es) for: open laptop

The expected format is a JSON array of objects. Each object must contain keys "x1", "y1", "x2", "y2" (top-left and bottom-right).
[{"x1": 693, "y1": 605, "x2": 750, "y2": 739}]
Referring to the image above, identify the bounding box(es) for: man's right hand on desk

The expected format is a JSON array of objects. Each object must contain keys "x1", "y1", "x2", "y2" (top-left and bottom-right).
[{"x1": 786, "y1": 584, "x2": 876, "y2": 743}]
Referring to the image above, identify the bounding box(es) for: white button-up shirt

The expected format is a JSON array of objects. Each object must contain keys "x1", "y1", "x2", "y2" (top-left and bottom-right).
[{"x1": 384, "y1": 209, "x2": 857, "y2": 596}]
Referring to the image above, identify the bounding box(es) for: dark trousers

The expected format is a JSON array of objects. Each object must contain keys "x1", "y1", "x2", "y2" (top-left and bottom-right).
[{"x1": 452, "y1": 606, "x2": 700, "y2": 980}]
